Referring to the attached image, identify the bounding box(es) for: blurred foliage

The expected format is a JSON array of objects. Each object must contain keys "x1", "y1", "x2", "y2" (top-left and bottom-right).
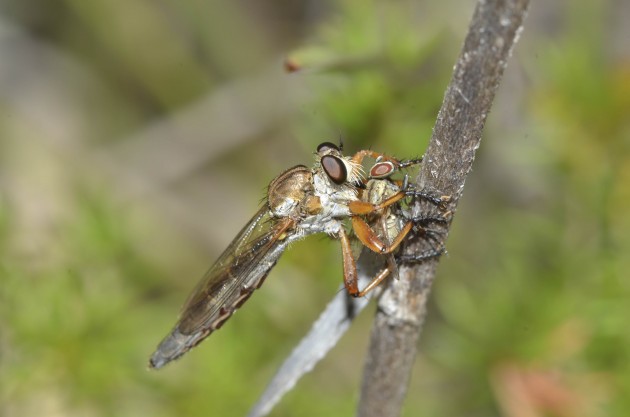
[{"x1": 0, "y1": 0, "x2": 629, "y2": 417}]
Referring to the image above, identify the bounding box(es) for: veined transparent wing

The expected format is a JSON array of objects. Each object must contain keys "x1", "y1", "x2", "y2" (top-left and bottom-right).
[{"x1": 150, "y1": 206, "x2": 297, "y2": 369}]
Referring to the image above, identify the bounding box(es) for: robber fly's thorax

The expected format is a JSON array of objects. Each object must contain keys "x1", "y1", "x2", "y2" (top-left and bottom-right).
[{"x1": 267, "y1": 165, "x2": 316, "y2": 219}]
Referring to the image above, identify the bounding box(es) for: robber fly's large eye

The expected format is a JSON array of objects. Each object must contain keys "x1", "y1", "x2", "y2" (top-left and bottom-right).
[
  {"x1": 317, "y1": 142, "x2": 340, "y2": 154},
  {"x1": 321, "y1": 155, "x2": 347, "y2": 184}
]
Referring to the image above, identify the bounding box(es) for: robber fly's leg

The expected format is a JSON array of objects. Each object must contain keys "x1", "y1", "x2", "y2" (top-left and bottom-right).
[
  {"x1": 338, "y1": 226, "x2": 360, "y2": 296},
  {"x1": 354, "y1": 267, "x2": 394, "y2": 298},
  {"x1": 351, "y1": 216, "x2": 413, "y2": 255},
  {"x1": 349, "y1": 185, "x2": 452, "y2": 218},
  {"x1": 348, "y1": 190, "x2": 407, "y2": 215},
  {"x1": 352, "y1": 248, "x2": 423, "y2": 297},
  {"x1": 396, "y1": 157, "x2": 423, "y2": 169},
  {"x1": 350, "y1": 198, "x2": 449, "y2": 256},
  {"x1": 340, "y1": 222, "x2": 403, "y2": 298}
]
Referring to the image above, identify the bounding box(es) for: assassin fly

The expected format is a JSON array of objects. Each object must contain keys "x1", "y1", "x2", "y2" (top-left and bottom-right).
[{"x1": 149, "y1": 142, "x2": 443, "y2": 369}]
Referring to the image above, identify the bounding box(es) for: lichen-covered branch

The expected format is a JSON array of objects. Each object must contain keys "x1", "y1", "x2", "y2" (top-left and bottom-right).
[{"x1": 357, "y1": 1, "x2": 530, "y2": 416}]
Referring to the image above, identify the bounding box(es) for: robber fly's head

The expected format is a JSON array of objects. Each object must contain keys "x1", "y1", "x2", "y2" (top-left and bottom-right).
[{"x1": 315, "y1": 142, "x2": 363, "y2": 187}]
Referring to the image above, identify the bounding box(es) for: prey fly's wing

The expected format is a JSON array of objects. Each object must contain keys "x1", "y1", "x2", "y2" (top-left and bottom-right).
[{"x1": 150, "y1": 205, "x2": 296, "y2": 369}]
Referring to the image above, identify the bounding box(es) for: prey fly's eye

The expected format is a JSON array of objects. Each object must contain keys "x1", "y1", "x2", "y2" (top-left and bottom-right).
[
  {"x1": 317, "y1": 142, "x2": 340, "y2": 154},
  {"x1": 321, "y1": 155, "x2": 347, "y2": 184},
  {"x1": 369, "y1": 161, "x2": 396, "y2": 179}
]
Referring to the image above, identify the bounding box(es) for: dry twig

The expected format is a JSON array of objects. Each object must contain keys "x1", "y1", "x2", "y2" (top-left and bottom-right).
[{"x1": 356, "y1": 1, "x2": 530, "y2": 416}]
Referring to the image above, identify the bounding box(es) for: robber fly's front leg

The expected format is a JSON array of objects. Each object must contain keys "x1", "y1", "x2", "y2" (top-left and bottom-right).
[
  {"x1": 338, "y1": 226, "x2": 397, "y2": 298},
  {"x1": 342, "y1": 194, "x2": 415, "y2": 297},
  {"x1": 348, "y1": 175, "x2": 451, "y2": 216},
  {"x1": 348, "y1": 191, "x2": 407, "y2": 215},
  {"x1": 351, "y1": 216, "x2": 413, "y2": 254},
  {"x1": 347, "y1": 183, "x2": 431, "y2": 256},
  {"x1": 349, "y1": 187, "x2": 452, "y2": 256}
]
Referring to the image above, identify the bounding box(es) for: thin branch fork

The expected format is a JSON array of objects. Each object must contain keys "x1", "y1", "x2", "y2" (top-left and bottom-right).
[{"x1": 357, "y1": 1, "x2": 530, "y2": 416}]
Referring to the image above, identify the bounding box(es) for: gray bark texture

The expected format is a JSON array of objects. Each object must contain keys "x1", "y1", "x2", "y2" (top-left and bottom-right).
[{"x1": 356, "y1": 1, "x2": 530, "y2": 416}]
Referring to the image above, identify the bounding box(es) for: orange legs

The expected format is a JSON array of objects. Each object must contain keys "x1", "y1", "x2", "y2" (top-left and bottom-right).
[
  {"x1": 336, "y1": 152, "x2": 411, "y2": 297},
  {"x1": 351, "y1": 217, "x2": 412, "y2": 254},
  {"x1": 347, "y1": 191, "x2": 406, "y2": 215},
  {"x1": 339, "y1": 150, "x2": 449, "y2": 297},
  {"x1": 338, "y1": 226, "x2": 399, "y2": 298},
  {"x1": 339, "y1": 185, "x2": 414, "y2": 297},
  {"x1": 339, "y1": 215, "x2": 413, "y2": 298}
]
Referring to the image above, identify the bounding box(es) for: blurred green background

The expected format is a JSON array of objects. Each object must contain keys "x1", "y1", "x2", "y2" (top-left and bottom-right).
[{"x1": 1, "y1": 0, "x2": 628, "y2": 416}]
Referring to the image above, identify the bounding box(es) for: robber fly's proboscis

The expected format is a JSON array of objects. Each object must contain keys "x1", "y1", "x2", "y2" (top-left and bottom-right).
[{"x1": 149, "y1": 142, "x2": 446, "y2": 369}]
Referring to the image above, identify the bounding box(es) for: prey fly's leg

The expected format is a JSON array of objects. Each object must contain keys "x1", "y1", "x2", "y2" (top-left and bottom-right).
[
  {"x1": 394, "y1": 205, "x2": 453, "y2": 263},
  {"x1": 396, "y1": 216, "x2": 449, "y2": 263},
  {"x1": 396, "y1": 247, "x2": 446, "y2": 263},
  {"x1": 396, "y1": 157, "x2": 423, "y2": 169},
  {"x1": 405, "y1": 189, "x2": 452, "y2": 210}
]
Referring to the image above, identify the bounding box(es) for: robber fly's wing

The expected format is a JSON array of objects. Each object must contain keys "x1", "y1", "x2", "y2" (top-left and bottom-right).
[
  {"x1": 150, "y1": 206, "x2": 295, "y2": 369},
  {"x1": 179, "y1": 207, "x2": 293, "y2": 333}
]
